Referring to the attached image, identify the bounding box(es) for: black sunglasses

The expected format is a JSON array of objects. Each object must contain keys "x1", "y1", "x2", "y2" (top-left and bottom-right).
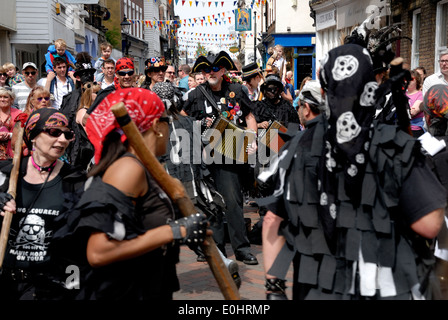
[
  {"x1": 43, "y1": 128, "x2": 75, "y2": 140},
  {"x1": 0, "y1": 73, "x2": 7, "y2": 77},
  {"x1": 36, "y1": 97, "x2": 50, "y2": 102},
  {"x1": 265, "y1": 86, "x2": 282, "y2": 95},
  {"x1": 203, "y1": 66, "x2": 222, "y2": 73},
  {"x1": 25, "y1": 71, "x2": 37, "y2": 76},
  {"x1": 117, "y1": 70, "x2": 135, "y2": 77},
  {"x1": 159, "y1": 116, "x2": 173, "y2": 125}
]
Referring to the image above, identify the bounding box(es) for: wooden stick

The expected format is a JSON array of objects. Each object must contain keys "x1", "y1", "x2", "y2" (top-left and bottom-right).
[
  {"x1": 0, "y1": 125, "x2": 24, "y2": 268},
  {"x1": 111, "y1": 102, "x2": 241, "y2": 300}
]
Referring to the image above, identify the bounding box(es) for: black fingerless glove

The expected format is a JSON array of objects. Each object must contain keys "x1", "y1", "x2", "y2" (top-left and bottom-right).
[
  {"x1": 265, "y1": 278, "x2": 288, "y2": 300},
  {"x1": 0, "y1": 192, "x2": 13, "y2": 211},
  {"x1": 169, "y1": 212, "x2": 208, "y2": 249}
]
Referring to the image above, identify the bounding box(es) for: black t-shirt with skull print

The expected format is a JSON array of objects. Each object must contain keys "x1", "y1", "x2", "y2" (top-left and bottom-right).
[{"x1": 3, "y1": 169, "x2": 67, "y2": 272}]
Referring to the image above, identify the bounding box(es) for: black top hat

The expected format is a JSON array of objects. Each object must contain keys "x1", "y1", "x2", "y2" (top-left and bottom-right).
[
  {"x1": 261, "y1": 74, "x2": 283, "y2": 92},
  {"x1": 242, "y1": 62, "x2": 261, "y2": 81},
  {"x1": 74, "y1": 61, "x2": 96, "y2": 78},
  {"x1": 192, "y1": 50, "x2": 237, "y2": 73}
]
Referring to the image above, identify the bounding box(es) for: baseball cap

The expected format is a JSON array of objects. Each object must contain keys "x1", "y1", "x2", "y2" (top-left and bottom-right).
[{"x1": 22, "y1": 62, "x2": 38, "y2": 70}]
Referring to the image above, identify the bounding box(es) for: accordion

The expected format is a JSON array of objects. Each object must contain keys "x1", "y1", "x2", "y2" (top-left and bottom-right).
[
  {"x1": 202, "y1": 116, "x2": 256, "y2": 163},
  {"x1": 258, "y1": 120, "x2": 287, "y2": 153}
]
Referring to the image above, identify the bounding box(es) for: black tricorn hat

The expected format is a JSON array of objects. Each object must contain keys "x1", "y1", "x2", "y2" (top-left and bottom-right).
[{"x1": 192, "y1": 50, "x2": 237, "y2": 73}]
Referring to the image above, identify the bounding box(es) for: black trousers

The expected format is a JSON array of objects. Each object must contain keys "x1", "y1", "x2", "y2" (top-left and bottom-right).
[{"x1": 209, "y1": 164, "x2": 251, "y2": 256}]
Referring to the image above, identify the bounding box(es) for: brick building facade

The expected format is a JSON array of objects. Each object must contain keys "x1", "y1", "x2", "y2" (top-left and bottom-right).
[
  {"x1": 391, "y1": 0, "x2": 447, "y2": 76},
  {"x1": 391, "y1": 0, "x2": 437, "y2": 74}
]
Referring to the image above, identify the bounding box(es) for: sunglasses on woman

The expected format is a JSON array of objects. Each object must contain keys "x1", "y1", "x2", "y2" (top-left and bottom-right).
[
  {"x1": 0, "y1": 73, "x2": 7, "y2": 77},
  {"x1": 36, "y1": 96, "x2": 50, "y2": 102},
  {"x1": 43, "y1": 128, "x2": 75, "y2": 140},
  {"x1": 117, "y1": 70, "x2": 135, "y2": 77},
  {"x1": 203, "y1": 66, "x2": 222, "y2": 73}
]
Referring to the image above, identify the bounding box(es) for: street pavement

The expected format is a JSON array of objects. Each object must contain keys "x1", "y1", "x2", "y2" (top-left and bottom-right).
[{"x1": 173, "y1": 204, "x2": 293, "y2": 300}]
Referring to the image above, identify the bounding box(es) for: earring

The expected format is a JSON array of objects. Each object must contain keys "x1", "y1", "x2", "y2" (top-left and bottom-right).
[{"x1": 157, "y1": 132, "x2": 164, "y2": 138}]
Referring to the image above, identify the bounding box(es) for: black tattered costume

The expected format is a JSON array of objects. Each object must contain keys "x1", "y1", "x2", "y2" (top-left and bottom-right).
[{"x1": 263, "y1": 44, "x2": 446, "y2": 299}]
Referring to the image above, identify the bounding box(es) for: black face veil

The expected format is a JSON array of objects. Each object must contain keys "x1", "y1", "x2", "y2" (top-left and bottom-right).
[{"x1": 317, "y1": 44, "x2": 378, "y2": 244}]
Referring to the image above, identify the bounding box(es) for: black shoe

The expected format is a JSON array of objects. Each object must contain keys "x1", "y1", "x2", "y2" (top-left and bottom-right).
[
  {"x1": 235, "y1": 252, "x2": 259, "y2": 265},
  {"x1": 197, "y1": 253, "x2": 206, "y2": 262}
]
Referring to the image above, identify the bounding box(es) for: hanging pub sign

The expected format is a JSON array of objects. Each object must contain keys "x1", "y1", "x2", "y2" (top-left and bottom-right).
[{"x1": 235, "y1": 8, "x2": 251, "y2": 32}]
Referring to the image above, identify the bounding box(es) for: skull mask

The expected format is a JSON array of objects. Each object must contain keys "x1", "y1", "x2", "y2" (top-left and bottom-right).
[
  {"x1": 336, "y1": 111, "x2": 361, "y2": 144},
  {"x1": 360, "y1": 81, "x2": 378, "y2": 107},
  {"x1": 332, "y1": 55, "x2": 359, "y2": 81}
]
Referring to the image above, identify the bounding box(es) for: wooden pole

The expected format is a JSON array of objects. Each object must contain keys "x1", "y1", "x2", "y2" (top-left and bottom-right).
[
  {"x1": 111, "y1": 102, "x2": 240, "y2": 300},
  {"x1": 0, "y1": 125, "x2": 24, "y2": 268}
]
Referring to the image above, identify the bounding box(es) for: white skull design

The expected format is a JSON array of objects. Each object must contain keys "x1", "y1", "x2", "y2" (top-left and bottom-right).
[
  {"x1": 329, "y1": 203, "x2": 337, "y2": 219},
  {"x1": 325, "y1": 141, "x2": 336, "y2": 171},
  {"x1": 16, "y1": 214, "x2": 46, "y2": 245},
  {"x1": 360, "y1": 81, "x2": 378, "y2": 106},
  {"x1": 355, "y1": 153, "x2": 365, "y2": 164},
  {"x1": 347, "y1": 164, "x2": 358, "y2": 177},
  {"x1": 336, "y1": 111, "x2": 361, "y2": 144},
  {"x1": 320, "y1": 192, "x2": 328, "y2": 206},
  {"x1": 332, "y1": 55, "x2": 359, "y2": 81}
]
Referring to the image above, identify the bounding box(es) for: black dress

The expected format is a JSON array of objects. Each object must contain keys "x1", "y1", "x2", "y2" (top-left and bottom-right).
[{"x1": 53, "y1": 154, "x2": 180, "y2": 300}]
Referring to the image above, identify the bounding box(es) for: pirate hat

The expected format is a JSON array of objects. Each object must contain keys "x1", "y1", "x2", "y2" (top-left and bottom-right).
[
  {"x1": 242, "y1": 62, "x2": 262, "y2": 81},
  {"x1": 192, "y1": 49, "x2": 237, "y2": 73},
  {"x1": 145, "y1": 57, "x2": 168, "y2": 74}
]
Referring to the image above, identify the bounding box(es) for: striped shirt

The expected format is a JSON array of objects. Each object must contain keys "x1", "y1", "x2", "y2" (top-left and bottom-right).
[{"x1": 12, "y1": 82, "x2": 34, "y2": 111}]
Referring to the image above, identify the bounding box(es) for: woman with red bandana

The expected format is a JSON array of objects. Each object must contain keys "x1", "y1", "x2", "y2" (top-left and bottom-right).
[
  {"x1": 0, "y1": 108, "x2": 85, "y2": 300},
  {"x1": 52, "y1": 88, "x2": 210, "y2": 300}
]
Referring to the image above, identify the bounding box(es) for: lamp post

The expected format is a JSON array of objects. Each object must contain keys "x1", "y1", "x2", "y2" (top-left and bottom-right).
[
  {"x1": 120, "y1": 15, "x2": 131, "y2": 57},
  {"x1": 253, "y1": 11, "x2": 256, "y2": 63}
]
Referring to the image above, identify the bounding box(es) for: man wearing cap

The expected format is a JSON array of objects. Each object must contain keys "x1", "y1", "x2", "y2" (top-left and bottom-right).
[
  {"x1": 296, "y1": 80, "x2": 323, "y2": 129},
  {"x1": 182, "y1": 49, "x2": 259, "y2": 265},
  {"x1": 11, "y1": 62, "x2": 39, "y2": 111},
  {"x1": 241, "y1": 62, "x2": 263, "y2": 102}
]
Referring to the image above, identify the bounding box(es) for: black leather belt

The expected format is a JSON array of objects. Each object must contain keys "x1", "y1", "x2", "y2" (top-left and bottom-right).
[{"x1": 0, "y1": 268, "x2": 46, "y2": 281}]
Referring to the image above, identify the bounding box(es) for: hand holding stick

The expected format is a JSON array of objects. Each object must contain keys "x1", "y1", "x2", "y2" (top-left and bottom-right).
[
  {"x1": 0, "y1": 125, "x2": 24, "y2": 268},
  {"x1": 111, "y1": 102, "x2": 241, "y2": 300}
]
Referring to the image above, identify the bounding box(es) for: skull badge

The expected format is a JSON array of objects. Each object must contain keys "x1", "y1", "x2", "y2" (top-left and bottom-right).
[
  {"x1": 336, "y1": 111, "x2": 361, "y2": 144},
  {"x1": 360, "y1": 81, "x2": 378, "y2": 107},
  {"x1": 332, "y1": 55, "x2": 359, "y2": 81}
]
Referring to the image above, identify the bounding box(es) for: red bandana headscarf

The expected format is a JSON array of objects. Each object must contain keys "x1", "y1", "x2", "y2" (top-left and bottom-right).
[
  {"x1": 86, "y1": 87, "x2": 165, "y2": 163},
  {"x1": 114, "y1": 57, "x2": 135, "y2": 89}
]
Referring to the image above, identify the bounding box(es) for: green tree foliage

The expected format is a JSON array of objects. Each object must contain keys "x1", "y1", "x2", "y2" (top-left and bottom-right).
[{"x1": 105, "y1": 27, "x2": 121, "y2": 48}]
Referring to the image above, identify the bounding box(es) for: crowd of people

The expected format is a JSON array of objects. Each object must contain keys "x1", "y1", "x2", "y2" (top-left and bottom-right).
[{"x1": 0, "y1": 31, "x2": 448, "y2": 302}]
